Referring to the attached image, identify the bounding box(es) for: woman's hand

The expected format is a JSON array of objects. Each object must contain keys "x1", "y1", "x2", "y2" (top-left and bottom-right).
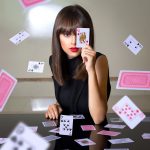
[
  {"x1": 81, "y1": 45, "x2": 96, "y2": 73},
  {"x1": 45, "y1": 103, "x2": 63, "y2": 120}
]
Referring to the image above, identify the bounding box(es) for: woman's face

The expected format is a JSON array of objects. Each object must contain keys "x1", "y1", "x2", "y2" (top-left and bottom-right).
[{"x1": 59, "y1": 33, "x2": 81, "y2": 59}]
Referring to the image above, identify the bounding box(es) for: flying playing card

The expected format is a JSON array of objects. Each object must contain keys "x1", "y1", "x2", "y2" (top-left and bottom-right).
[
  {"x1": 59, "y1": 115, "x2": 73, "y2": 136},
  {"x1": 1, "y1": 122, "x2": 49, "y2": 150},
  {"x1": 42, "y1": 120, "x2": 57, "y2": 127},
  {"x1": 108, "y1": 138, "x2": 134, "y2": 144},
  {"x1": 110, "y1": 117, "x2": 123, "y2": 123},
  {"x1": 81, "y1": 125, "x2": 96, "y2": 131},
  {"x1": 27, "y1": 61, "x2": 45, "y2": 73},
  {"x1": 76, "y1": 28, "x2": 90, "y2": 48},
  {"x1": 104, "y1": 124, "x2": 126, "y2": 129},
  {"x1": 0, "y1": 138, "x2": 8, "y2": 144},
  {"x1": 43, "y1": 135, "x2": 61, "y2": 142},
  {"x1": 112, "y1": 96, "x2": 145, "y2": 129},
  {"x1": 104, "y1": 149, "x2": 129, "y2": 150},
  {"x1": 75, "y1": 138, "x2": 96, "y2": 146},
  {"x1": 141, "y1": 133, "x2": 150, "y2": 139},
  {"x1": 0, "y1": 69, "x2": 17, "y2": 112},
  {"x1": 97, "y1": 130, "x2": 121, "y2": 136},
  {"x1": 123, "y1": 34, "x2": 143, "y2": 55},
  {"x1": 9, "y1": 31, "x2": 30, "y2": 45},
  {"x1": 49, "y1": 127, "x2": 59, "y2": 133},
  {"x1": 116, "y1": 70, "x2": 150, "y2": 90}
]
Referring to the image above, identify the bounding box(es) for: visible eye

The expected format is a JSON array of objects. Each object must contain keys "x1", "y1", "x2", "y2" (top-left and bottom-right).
[{"x1": 63, "y1": 33, "x2": 71, "y2": 37}]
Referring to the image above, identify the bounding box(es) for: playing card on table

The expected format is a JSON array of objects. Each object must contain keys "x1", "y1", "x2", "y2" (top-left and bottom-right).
[
  {"x1": 42, "y1": 120, "x2": 57, "y2": 127},
  {"x1": 49, "y1": 127, "x2": 59, "y2": 133},
  {"x1": 141, "y1": 133, "x2": 150, "y2": 139},
  {"x1": 81, "y1": 125, "x2": 96, "y2": 131},
  {"x1": 123, "y1": 34, "x2": 143, "y2": 55},
  {"x1": 0, "y1": 69, "x2": 17, "y2": 112},
  {"x1": 27, "y1": 61, "x2": 45, "y2": 73},
  {"x1": 97, "y1": 130, "x2": 121, "y2": 136},
  {"x1": 9, "y1": 31, "x2": 30, "y2": 45},
  {"x1": 59, "y1": 115, "x2": 73, "y2": 136},
  {"x1": 1, "y1": 122, "x2": 49, "y2": 150},
  {"x1": 116, "y1": 70, "x2": 150, "y2": 90},
  {"x1": 75, "y1": 138, "x2": 96, "y2": 146},
  {"x1": 76, "y1": 28, "x2": 90, "y2": 48},
  {"x1": 112, "y1": 96, "x2": 145, "y2": 129},
  {"x1": 43, "y1": 135, "x2": 61, "y2": 142},
  {"x1": 72, "y1": 114, "x2": 85, "y2": 119},
  {"x1": 109, "y1": 138, "x2": 134, "y2": 144},
  {"x1": 105, "y1": 124, "x2": 126, "y2": 129}
]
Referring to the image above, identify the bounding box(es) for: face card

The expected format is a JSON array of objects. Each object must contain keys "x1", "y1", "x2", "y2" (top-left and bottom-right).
[
  {"x1": 0, "y1": 69, "x2": 17, "y2": 112},
  {"x1": 123, "y1": 34, "x2": 143, "y2": 55},
  {"x1": 81, "y1": 125, "x2": 96, "y2": 131},
  {"x1": 112, "y1": 96, "x2": 145, "y2": 129},
  {"x1": 59, "y1": 115, "x2": 73, "y2": 136},
  {"x1": 43, "y1": 135, "x2": 61, "y2": 142},
  {"x1": 9, "y1": 31, "x2": 30, "y2": 45},
  {"x1": 108, "y1": 138, "x2": 134, "y2": 144},
  {"x1": 0, "y1": 122, "x2": 49, "y2": 150},
  {"x1": 42, "y1": 120, "x2": 57, "y2": 127},
  {"x1": 104, "y1": 124, "x2": 126, "y2": 129},
  {"x1": 76, "y1": 28, "x2": 90, "y2": 48},
  {"x1": 116, "y1": 70, "x2": 150, "y2": 90},
  {"x1": 72, "y1": 114, "x2": 85, "y2": 119},
  {"x1": 27, "y1": 61, "x2": 45, "y2": 73},
  {"x1": 75, "y1": 138, "x2": 96, "y2": 146},
  {"x1": 49, "y1": 127, "x2": 59, "y2": 133},
  {"x1": 97, "y1": 130, "x2": 121, "y2": 136}
]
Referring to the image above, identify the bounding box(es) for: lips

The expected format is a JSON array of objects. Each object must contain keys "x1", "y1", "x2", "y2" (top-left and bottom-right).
[{"x1": 70, "y1": 47, "x2": 79, "y2": 52}]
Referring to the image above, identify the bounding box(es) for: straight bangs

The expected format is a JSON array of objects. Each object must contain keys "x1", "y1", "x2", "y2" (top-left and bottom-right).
[{"x1": 57, "y1": 16, "x2": 83, "y2": 36}]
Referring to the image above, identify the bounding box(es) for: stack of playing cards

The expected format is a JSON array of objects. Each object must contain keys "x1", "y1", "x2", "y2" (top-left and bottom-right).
[{"x1": 0, "y1": 69, "x2": 17, "y2": 111}]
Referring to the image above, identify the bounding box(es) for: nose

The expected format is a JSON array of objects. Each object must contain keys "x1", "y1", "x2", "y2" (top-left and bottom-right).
[{"x1": 71, "y1": 35, "x2": 76, "y2": 45}]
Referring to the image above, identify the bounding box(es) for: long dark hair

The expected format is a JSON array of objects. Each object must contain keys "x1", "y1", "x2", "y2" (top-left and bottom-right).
[{"x1": 51, "y1": 4, "x2": 94, "y2": 85}]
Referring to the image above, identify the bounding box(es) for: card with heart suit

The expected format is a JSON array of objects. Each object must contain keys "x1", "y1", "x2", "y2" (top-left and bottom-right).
[
  {"x1": 59, "y1": 115, "x2": 73, "y2": 136},
  {"x1": 97, "y1": 130, "x2": 121, "y2": 136},
  {"x1": 0, "y1": 69, "x2": 17, "y2": 111},
  {"x1": 116, "y1": 70, "x2": 150, "y2": 90},
  {"x1": 0, "y1": 122, "x2": 49, "y2": 150},
  {"x1": 76, "y1": 28, "x2": 90, "y2": 48},
  {"x1": 112, "y1": 96, "x2": 145, "y2": 129},
  {"x1": 75, "y1": 138, "x2": 96, "y2": 146}
]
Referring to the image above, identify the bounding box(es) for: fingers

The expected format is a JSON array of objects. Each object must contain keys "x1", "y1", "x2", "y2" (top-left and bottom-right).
[{"x1": 45, "y1": 104, "x2": 60, "y2": 120}]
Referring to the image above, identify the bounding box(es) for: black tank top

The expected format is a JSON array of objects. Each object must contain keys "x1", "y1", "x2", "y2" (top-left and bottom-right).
[{"x1": 49, "y1": 52, "x2": 111, "y2": 122}]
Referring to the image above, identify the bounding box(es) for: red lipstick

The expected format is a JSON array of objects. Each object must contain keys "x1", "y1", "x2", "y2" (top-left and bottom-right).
[{"x1": 70, "y1": 47, "x2": 79, "y2": 52}]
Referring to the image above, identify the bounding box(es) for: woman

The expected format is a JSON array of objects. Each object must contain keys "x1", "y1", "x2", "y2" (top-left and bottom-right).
[{"x1": 45, "y1": 4, "x2": 111, "y2": 124}]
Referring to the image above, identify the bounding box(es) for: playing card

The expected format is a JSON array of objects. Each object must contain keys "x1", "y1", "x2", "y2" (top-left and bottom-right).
[
  {"x1": 72, "y1": 114, "x2": 85, "y2": 119},
  {"x1": 43, "y1": 135, "x2": 61, "y2": 142},
  {"x1": 0, "y1": 122, "x2": 49, "y2": 150},
  {"x1": 59, "y1": 115, "x2": 73, "y2": 136},
  {"x1": 9, "y1": 31, "x2": 30, "y2": 45},
  {"x1": 0, "y1": 69, "x2": 17, "y2": 112},
  {"x1": 76, "y1": 28, "x2": 90, "y2": 48},
  {"x1": 104, "y1": 148, "x2": 129, "y2": 150},
  {"x1": 27, "y1": 61, "x2": 45, "y2": 73},
  {"x1": 108, "y1": 138, "x2": 134, "y2": 144},
  {"x1": 19, "y1": 0, "x2": 49, "y2": 8},
  {"x1": 29, "y1": 126, "x2": 38, "y2": 132},
  {"x1": 75, "y1": 138, "x2": 96, "y2": 146},
  {"x1": 112, "y1": 96, "x2": 145, "y2": 129},
  {"x1": 104, "y1": 124, "x2": 126, "y2": 129},
  {"x1": 49, "y1": 127, "x2": 59, "y2": 133},
  {"x1": 110, "y1": 117, "x2": 123, "y2": 123},
  {"x1": 116, "y1": 70, "x2": 150, "y2": 90},
  {"x1": 142, "y1": 116, "x2": 150, "y2": 122},
  {"x1": 42, "y1": 120, "x2": 57, "y2": 127},
  {"x1": 123, "y1": 34, "x2": 143, "y2": 55},
  {"x1": 0, "y1": 138, "x2": 8, "y2": 144},
  {"x1": 81, "y1": 125, "x2": 96, "y2": 131},
  {"x1": 141, "y1": 133, "x2": 150, "y2": 139},
  {"x1": 97, "y1": 130, "x2": 121, "y2": 136}
]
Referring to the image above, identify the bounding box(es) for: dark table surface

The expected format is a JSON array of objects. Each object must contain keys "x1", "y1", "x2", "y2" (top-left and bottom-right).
[{"x1": 0, "y1": 113, "x2": 149, "y2": 150}]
